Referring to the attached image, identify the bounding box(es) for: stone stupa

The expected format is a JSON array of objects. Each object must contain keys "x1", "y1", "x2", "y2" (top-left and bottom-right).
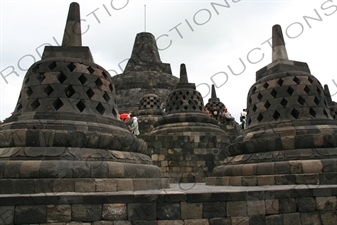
[
  {"x1": 0, "y1": 2, "x2": 168, "y2": 194},
  {"x1": 207, "y1": 25, "x2": 337, "y2": 186},
  {"x1": 144, "y1": 64, "x2": 231, "y2": 182},
  {"x1": 205, "y1": 84, "x2": 240, "y2": 140},
  {"x1": 324, "y1": 84, "x2": 337, "y2": 120},
  {"x1": 111, "y1": 32, "x2": 179, "y2": 114},
  {"x1": 132, "y1": 78, "x2": 164, "y2": 135}
]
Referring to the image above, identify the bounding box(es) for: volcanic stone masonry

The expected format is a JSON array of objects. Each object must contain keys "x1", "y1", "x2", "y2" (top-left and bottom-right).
[
  {"x1": 206, "y1": 24, "x2": 337, "y2": 186},
  {"x1": 0, "y1": 2, "x2": 168, "y2": 195},
  {"x1": 111, "y1": 32, "x2": 179, "y2": 114},
  {"x1": 142, "y1": 64, "x2": 231, "y2": 183},
  {"x1": 324, "y1": 84, "x2": 337, "y2": 120},
  {"x1": 132, "y1": 78, "x2": 164, "y2": 135},
  {"x1": 205, "y1": 84, "x2": 240, "y2": 141},
  {"x1": 1, "y1": 2, "x2": 337, "y2": 225}
]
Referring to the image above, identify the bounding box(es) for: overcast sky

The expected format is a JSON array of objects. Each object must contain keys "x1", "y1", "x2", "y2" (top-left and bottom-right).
[{"x1": 1, "y1": 0, "x2": 336, "y2": 121}]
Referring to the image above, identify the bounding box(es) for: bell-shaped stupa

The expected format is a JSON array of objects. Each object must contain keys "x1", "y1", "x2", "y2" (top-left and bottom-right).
[
  {"x1": 324, "y1": 84, "x2": 337, "y2": 120},
  {"x1": 0, "y1": 2, "x2": 168, "y2": 194},
  {"x1": 207, "y1": 25, "x2": 337, "y2": 186},
  {"x1": 205, "y1": 84, "x2": 226, "y2": 112},
  {"x1": 111, "y1": 32, "x2": 179, "y2": 114},
  {"x1": 132, "y1": 78, "x2": 164, "y2": 134},
  {"x1": 143, "y1": 64, "x2": 230, "y2": 182}
]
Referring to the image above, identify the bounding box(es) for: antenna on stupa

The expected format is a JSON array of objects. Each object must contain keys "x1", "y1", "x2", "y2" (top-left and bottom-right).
[
  {"x1": 144, "y1": 5, "x2": 147, "y2": 32},
  {"x1": 62, "y1": 2, "x2": 82, "y2": 46},
  {"x1": 272, "y1": 24, "x2": 288, "y2": 62},
  {"x1": 180, "y1": 64, "x2": 188, "y2": 83}
]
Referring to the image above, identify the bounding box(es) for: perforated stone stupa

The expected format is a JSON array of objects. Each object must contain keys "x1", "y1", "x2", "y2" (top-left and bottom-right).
[
  {"x1": 207, "y1": 25, "x2": 337, "y2": 186},
  {"x1": 324, "y1": 84, "x2": 337, "y2": 120},
  {"x1": 0, "y1": 2, "x2": 168, "y2": 194},
  {"x1": 143, "y1": 64, "x2": 230, "y2": 182},
  {"x1": 111, "y1": 32, "x2": 179, "y2": 114},
  {"x1": 205, "y1": 84, "x2": 240, "y2": 140},
  {"x1": 132, "y1": 79, "x2": 164, "y2": 135},
  {"x1": 205, "y1": 84, "x2": 226, "y2": 112}
]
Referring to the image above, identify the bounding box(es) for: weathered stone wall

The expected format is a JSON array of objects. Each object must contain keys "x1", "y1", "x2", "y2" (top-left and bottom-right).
[
  {"x1": 1, "y1": 184, "x2": 336, "y2": 224},
  {"x1": 142, "y1": 134, "x2": 231, "y2": 183}
]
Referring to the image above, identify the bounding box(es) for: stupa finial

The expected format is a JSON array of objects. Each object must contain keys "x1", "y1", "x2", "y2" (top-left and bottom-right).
[
  {"x1": 211, "y1": 85, "x2": 217, "y2": 98},
  {"x1": 180, "y1": 63, "x2": 188, "y2": 83},
  {"x1": 62, "y1": 2, "x2": 82, "y2": 46},
  {"x1": 272, "y1": 24, "x2": 288, "y2": 61}
]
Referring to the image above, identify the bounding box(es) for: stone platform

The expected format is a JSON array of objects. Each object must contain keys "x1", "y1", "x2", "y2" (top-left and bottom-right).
[{"x1": 1, "y1": 183, "x2": 336, "y2": 224}]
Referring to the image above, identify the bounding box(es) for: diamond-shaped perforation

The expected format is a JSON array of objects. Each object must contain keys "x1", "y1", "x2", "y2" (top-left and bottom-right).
[
  {"x1": 44, "y1": 85, "x2": 54, "y2": 96},
  {"x1": 95, "y1": 78, "x2": 103, "y2": 86},
  {"x1": 309, "y1": 108, "x2": 316, "y2": 118},
  {"x1": 298, "y1": 96, "x2": 305, "y2": 105},
  {"x1": 30, "y1": 99, "x2": 40, "y2": 110},
  {"x1": 252, "y1": 86, "x2": 257, "y2": 94},
  {"x1": 78, "y1": 74, "x2": 87, "y2": 84},
  {"x1": 26, "y1": 87, "x2": 33, "y2": 97},
  {"x1": 257, "y1": 113, "x2": 263, "y2": 122},
  {"x1": 270, "y1": 89, "x2": 277, "y2": 98},
  {"x1": 67, "y1": 63, "x2": 76, "y2": 72},
  {"x1": 37, "y1": 73, "x2": 45, "y2": 83},
  {"x1": 304, "y1": 85, "x2": 310, "y2": 94},
  {"x1": 48, "y1": 62, "x2": 57, "y2": 71},
  {"x1": 109, "y1": 83, "x2": 113, "y2": 92},
  {"x1": 291, "y1": 108, "x2": 300, "y2": 119},
  {"x1": 317, "y1": 87, "x2": 322, "y2": 95},
  {"x1": 277, "y1": 78, "x2": 284, "y2": 86},
  {"x1": 86, "y1": 89, "x2": 95, "y2": 99},
  {"x1": 257, "y1": 93, "x2": 263, "y2": 101},
  {"x1": 273, "y1": 110, "x2": 280, "y2": 120},
  {"x1": 253, "y1": 105, "x2": 257, "y2": 113},
  {"x1": 24, "y1": 77, "x2": 30, "y2": 84},
  {"x1": 65, "y1": 85, "x2": 76, "y2": 98},
  {"x1": 76, "y1": 100, "x2": 86, "y2": 112},
  {"x1": 263, "y1": 83, "x2": 269, "y2": 89},
  {"x1": 96, "y1": 103, "x2": 105, "y2": 115},
  {"x1": 87, "y1": 66, "x2": 95, "y2": 74},
  {"x1": 103, "y1": 92, "x2": 110, "y2": 102},
  {"x1": 57, "y1": 72, "x2": 67, "y2": 84},
  {"x1": 293, "y1": 77, "x2": 301, "y2": 84},
  {"x1": 314, "y1": 97, "x2": 320, "y2": 105},
  {"x1": 308, "y1": 77, "x2": 314, "y2": 84},
  {"x1": 16, "y1": 103, "x2": 22, "y2": 111},
  {"x1": 264, "y1": 101, "x2": 271, "y2": 109},
  {"x1": 280, "y1": 98, "x2": 288, "y2": 108},
  {"x1": 112, "y1": 108, "x2": 118, "y2": 117},
  {"x1": 324, "y1": 100, "x2": 328, "y2": 107},
  {"x1": 52, "y1": 98, "x2": 64, "y2": 110},
  {"x1": 32, "y1": 64, "x2": 40, "y2": 73},
  {"x1": 324, "y1": 109, "x2": 329, "y2": 118},
  {"x1": 287, "y1": 87, "x2": 294, "y2": 96},
  {"x1": 102, "y1": 71, "x2": 108, "y2": 78}
]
